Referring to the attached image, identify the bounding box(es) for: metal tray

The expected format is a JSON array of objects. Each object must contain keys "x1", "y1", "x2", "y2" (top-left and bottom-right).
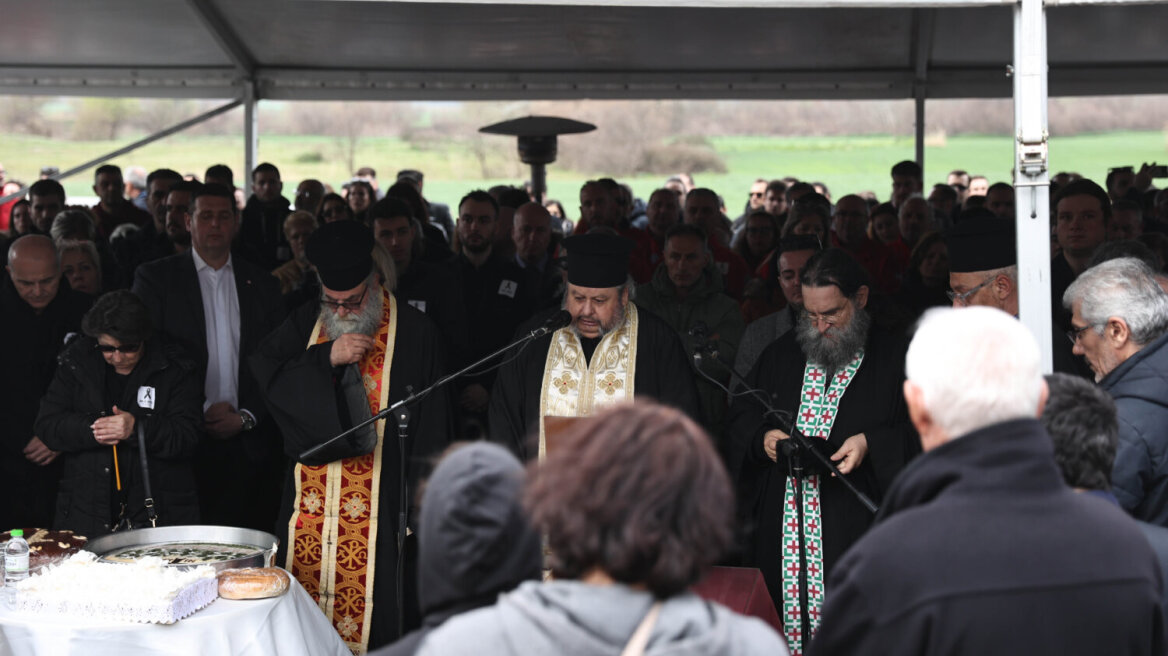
[{"x1": 87, "y1": 525, "x2": 279, "y2": 573}]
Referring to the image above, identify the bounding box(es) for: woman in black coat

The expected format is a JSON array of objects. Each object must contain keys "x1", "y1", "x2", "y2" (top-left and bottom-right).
[{"x1": 35, "y1": 290, "x2": 202, "y2": 536}]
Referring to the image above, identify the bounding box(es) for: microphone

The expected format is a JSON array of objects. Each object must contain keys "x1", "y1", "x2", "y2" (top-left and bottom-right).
[
  {"x1": 688, "y1": 321, "x2": 719, "y2": 364},
  {"x1": 531, "y1": 310, "x2": 572, "y2": 337}
]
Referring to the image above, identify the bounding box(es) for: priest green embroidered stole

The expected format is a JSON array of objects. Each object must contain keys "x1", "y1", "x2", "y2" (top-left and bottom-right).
[{"x1": 780, "y1": 350, "x2": 864, "y2": 656}]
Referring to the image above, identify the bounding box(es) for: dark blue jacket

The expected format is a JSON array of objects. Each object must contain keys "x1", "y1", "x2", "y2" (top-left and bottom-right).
[{"x1": 1103, "y1": 331, "x2": 1168, "y2": 525}]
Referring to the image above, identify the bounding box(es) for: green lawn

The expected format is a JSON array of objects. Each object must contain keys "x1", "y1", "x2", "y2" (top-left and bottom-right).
[{"x1": 2, "y1": 131, "x2": 1163, "y2": 214}]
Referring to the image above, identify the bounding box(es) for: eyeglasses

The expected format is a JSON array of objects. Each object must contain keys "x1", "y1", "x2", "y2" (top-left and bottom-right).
[
  {"x1": 946, "y1": 277, "x2": 994, "y2": 305},
  {"x1": 1066, "y1": 324, "x2": 1095, "y2": 344},
  {"x1": 803, "y1": 307, "x2": 847, "y2": 327},
  {"x1": 321, "y1": 286, "x2": 367, "y2": 311},
  {"x1": 96, "y1": 342, "x2": 142, "y2": 354},
  {"x1": 750, "y1": 192, "x2": 765, "y2": 198}
]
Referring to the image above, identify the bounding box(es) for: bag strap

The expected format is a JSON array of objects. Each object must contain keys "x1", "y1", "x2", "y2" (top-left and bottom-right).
[
  {"x1": 620, "y1": 601, "x2": 664, "y2": 656},
  {"x1": 135, "y1": 420, "x2": 158, "y2": 528}
]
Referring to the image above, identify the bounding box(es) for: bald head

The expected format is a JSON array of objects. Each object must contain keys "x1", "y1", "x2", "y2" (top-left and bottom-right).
[
  {"x1": 513, "y1": 202, "x2": 552, "y2": 264},
  {"x1": 7, "y1": 234, "x2": 62, "y2": 312}
]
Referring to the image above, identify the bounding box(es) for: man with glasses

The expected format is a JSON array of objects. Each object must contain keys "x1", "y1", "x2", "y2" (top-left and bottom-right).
[
  {"x1": 1063, "y1": 257, "x2": 1168, "y2": 526},
  {"x1": 251, "y1": 219, "x2": 453, "y2": 652},
  {"x1": 133, "y1": 184, "x2": 285, "y2": 531},
  {"x1": 728, "y1": 248, "x2": 918, "y2": 652},
  {"x1": 732, "y1": 178, "x2": 769, "y2": 231},
  {"x1": 946, "y1": 217, "x2": 1090, "y2": 377}
]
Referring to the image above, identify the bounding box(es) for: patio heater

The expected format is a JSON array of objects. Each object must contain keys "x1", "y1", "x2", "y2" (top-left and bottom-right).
[{"x1": 479, "y1": 115, "x2": 596, "y2": 203}]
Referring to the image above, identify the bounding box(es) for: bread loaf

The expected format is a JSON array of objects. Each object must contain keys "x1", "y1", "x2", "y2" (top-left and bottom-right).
[{"x1": 217, "y1": 567, "x2": 290, "y2": 600}]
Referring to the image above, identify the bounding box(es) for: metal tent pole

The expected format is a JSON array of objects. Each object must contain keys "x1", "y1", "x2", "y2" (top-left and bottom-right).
[
  {"x1": 1013, "y1": 0, "x2": 1054, "y2": 373},
  {"x1": 243, "y1": 81, "x2": 259, "y2": 200}
]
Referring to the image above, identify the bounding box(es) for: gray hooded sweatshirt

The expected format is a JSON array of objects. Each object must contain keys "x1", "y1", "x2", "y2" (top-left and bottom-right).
[{"x1": 417, "y1": 579, "x2": 788, "y2": 656}]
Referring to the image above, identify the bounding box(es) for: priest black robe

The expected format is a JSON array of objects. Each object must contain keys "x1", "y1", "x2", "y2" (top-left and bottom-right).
[
  {"x1": 487, "y1": 307, "x2": 703, "y2": 460},
  {"x1": 249, "y1": 297, "x2": 454, "y2": 650},
  {"x1": 726, "y1": 325, "x2": 919, "y2": 615}
]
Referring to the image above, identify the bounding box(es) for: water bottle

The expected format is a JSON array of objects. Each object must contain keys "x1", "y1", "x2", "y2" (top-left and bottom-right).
[{"x1": 4, "y1": 529, "x2": 30, "y2": 606}]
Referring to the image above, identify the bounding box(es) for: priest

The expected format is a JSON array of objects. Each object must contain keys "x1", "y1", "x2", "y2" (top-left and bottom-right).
[
  {"x1": 250, "y1": 220, "x2": 453, "y2": 654},
  {"x1": 488, "y1": 233, "x2": 701, "y2": 460},
  {"x1": 727, "y1": 248, "x2": 919, "y2": 656}
]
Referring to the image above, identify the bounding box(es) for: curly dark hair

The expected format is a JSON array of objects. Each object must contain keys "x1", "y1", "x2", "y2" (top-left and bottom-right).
[
  {"x1": 1042, "y1": 373, "x2": 1118, "y2": 491},
  {"x1": 524, "y1": 402, "x2": 734, "y2": 598},
  {"x1": 81, "y1": 290, "x2": 153, "y2": 345}
]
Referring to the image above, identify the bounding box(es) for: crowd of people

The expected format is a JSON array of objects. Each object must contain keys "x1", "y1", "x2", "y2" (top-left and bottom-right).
[{"x1": 2, "y1": 156, "x2": 1168, "y2": 654}]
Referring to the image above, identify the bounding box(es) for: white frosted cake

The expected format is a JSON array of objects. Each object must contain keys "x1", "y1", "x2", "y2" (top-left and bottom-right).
[{"x1": 13, "y1": 550, "x2": 218, "y2": 624}]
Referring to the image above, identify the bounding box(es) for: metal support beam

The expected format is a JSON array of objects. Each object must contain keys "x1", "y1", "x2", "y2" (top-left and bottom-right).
[
  {"x1": 0, "y1": 99, "x2": 243, "y2": 205},
  {"x1": 1014, "y1": 0, "x2": 1053, "y2": 373},
  {"x1": 243, "y1": 82, "x2": 259, "y2": 200},
  {"x1": 910, "y1": 9, "x2": 936, "y2": 170},
  {"x1": 185, "y1": 0, "x2": 256, "y2": 75}
]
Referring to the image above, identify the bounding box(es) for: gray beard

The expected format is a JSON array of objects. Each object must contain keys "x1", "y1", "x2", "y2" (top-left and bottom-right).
[
  {"x1": 794, "y1": 307, "x2": 870, "y2": 373},
  {"x1": 321, "y1": 287, "x2": 384, "y2": 338},
  {"x1": 564, "y1": 298, "x2": 627, "y2": 341}
]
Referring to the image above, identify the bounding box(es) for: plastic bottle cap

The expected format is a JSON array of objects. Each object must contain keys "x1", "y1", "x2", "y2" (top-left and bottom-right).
[{"x1": 10, "y1": 529, "x2": 22, "y2": 537}]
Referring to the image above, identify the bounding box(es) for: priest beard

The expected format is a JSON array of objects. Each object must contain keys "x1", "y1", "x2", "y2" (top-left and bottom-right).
[
  {"x1": 565, "y1": 298, "x2": 627, "y2": 342},
  {"x1": 794, "y1": 307, "x2": 871, "y2": 374},
  {"x1": 321, "y1": 286, "x2": 384, "y2": 338}
]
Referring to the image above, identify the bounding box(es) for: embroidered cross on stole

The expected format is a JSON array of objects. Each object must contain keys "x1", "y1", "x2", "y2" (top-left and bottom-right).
[
  {"x1": 537, "y1": 304, "x2": 640, "y2": 459},
  {"x1": 287, "y1": 289, "x2": 397, "y2": 655},
  {"x1": 779, "y1": 350, "x2": 864, "y2": 656}
]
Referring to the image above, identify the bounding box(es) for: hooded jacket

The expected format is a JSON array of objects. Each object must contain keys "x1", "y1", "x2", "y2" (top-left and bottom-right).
[
  {"x1": 372, "y1": 442, "x2": 541, "y2": 656},
  {"x1": 416, "y1": 580, "x2": 788, "y2": 656},
  {"x1": 808, "y1": 418, "x2": 1164, "y2": 656},
  {"x1": 1102, "y1": 330, "x2": 1168, "y2": 525}
]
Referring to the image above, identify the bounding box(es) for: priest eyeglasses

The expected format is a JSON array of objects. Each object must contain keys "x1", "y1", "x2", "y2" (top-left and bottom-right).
[
  {"x1": 321, "y1": 286, "x2": 368, "y2": 312},
  {"x1": 946, "y1": 277, "x2": 994, "y2": 306}
]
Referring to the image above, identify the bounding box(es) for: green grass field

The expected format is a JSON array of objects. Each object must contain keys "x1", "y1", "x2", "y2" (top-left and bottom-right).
[{"x1": 2, "y1": 131, "x2": 1164, "y2": 214}]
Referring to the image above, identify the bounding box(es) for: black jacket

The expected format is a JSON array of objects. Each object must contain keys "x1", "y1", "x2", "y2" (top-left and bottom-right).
[
  {"x1": 0, "y1": 280, "x2": 92, "y2": 529},
  {"x1": 237, "y1": 194, "x2": 292, "y2": 270},
  {"x1": 371, "y1": 443, "x2": 541, "y2": 656},
  {"x1": 808, "y1": 418, "x2": 1165, "y2": 656},
  {"x1": 35, "y1": 336, "x2": 203, "y2": 536},
  {"x1": 1104, "y1": 331, "x2": 1168, "y2": 526}
]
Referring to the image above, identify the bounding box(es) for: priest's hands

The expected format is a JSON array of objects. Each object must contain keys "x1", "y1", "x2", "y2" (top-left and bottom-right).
[
  {"x1": 831, "y1": 433, "x2": 868, "y2": 476},
  {"x1": 763, "y1": 429, "x2": 790, "y2": 462},
  {"x1": 24, "y1": 436, "x2": 59, "y2": 466},
  {"x1": 205, "y1": 401, "x2": 243, "y2": 440},
  {"x1": 92, "y1": 405, "x2": 135, "y2": 445},
  {"x1": 330, "y1": 334, "x2": 376, "y2": 366}
]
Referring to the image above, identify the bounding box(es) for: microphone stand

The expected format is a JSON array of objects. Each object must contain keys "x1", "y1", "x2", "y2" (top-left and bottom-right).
[
  {"x1": 300, "y1": 316, "x2": 564, "y2": 638},
  {"x1": 690, "y1": 340, "x2": 877, "y2": 648}
]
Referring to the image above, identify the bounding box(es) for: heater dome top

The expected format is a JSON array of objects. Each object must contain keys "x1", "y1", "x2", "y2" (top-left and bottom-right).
[{"x1": 479, "y1": 115, "x2": 596, "y2": 137}]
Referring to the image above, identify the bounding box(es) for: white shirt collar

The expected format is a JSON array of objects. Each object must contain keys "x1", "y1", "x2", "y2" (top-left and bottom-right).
[{"x1": 191, "y1": 247, "x2": 233, "y2": 273}]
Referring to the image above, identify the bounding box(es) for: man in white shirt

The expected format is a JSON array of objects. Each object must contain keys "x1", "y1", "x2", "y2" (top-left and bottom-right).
[{"x1": 133, "y1": 184, "x2": 285, "y2": 531}]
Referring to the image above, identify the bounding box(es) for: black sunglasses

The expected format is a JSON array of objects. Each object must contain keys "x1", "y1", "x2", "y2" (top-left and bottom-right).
[{"x1": 96, "y1": 342, "x2": 142, "y2": 354}]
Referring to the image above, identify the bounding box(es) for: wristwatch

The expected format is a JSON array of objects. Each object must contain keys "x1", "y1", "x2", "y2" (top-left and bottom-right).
[{"x1": 240, "y1": 411, "x2": 257, "y2": 432}]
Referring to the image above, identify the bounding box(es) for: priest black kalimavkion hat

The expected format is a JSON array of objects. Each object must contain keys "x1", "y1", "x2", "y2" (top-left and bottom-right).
[
  {"x1": 306, "y1": 219, "x2": 375, "y2": 290},
  {"x1": 561, "y1": 233, "x2": 635, "y2": 288},
  {"x1": 947, "y1": 218, "x2": 1016, "y2": 273}
]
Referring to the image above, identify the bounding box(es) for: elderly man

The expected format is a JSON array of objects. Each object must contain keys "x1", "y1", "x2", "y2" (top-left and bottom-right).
[
  {"x1": 645, "y1": 187, "x2": 682, "y2": 262},
  {"x1": 947, "y1": 218, "x2": 1090, "y2": 377},
  {"x1": 728, "y1": 248, "x2": 917, "y2": 654},
  {"x1": 809, "y1": 307, "x2": 1164, "y2": 656},
  {"x1": 132, "y1": 184, "x2": 286, "y2": 531},
  {"x1": 635, "y1": 224, "x2": 744, "y2": 441},
  {"x1": 251, "y1": 220, "x2": 452, "y2": 652},
  {"x1": 1064, "y1": 257, "x2": 1168, "y2": 525},
  {"x1": 489, "y1": 233, "x2": 701, "y2": 461},
  {"x1": 831, "y1": 194, "x2": 893, "y2": 293},
  {"x1": 294, "y1": 178, "x2": 326, "y2": 215},
  {"x1": 0, "y1": 235, "x2": 93, "y2": 529}
]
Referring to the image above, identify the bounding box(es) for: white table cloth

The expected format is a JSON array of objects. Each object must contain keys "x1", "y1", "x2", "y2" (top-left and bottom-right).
[{"x1": 0, "y1": 576, "x2": 349, "y2": 656}]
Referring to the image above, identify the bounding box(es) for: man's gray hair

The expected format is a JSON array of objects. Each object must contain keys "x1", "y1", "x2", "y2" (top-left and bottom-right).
[
  {"x1": 906, "y1": 306, "x2": 1043, "y2": 439},
  {"x1": 1063, "y1": 257, "x2": 1168, "y2": 346}
]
